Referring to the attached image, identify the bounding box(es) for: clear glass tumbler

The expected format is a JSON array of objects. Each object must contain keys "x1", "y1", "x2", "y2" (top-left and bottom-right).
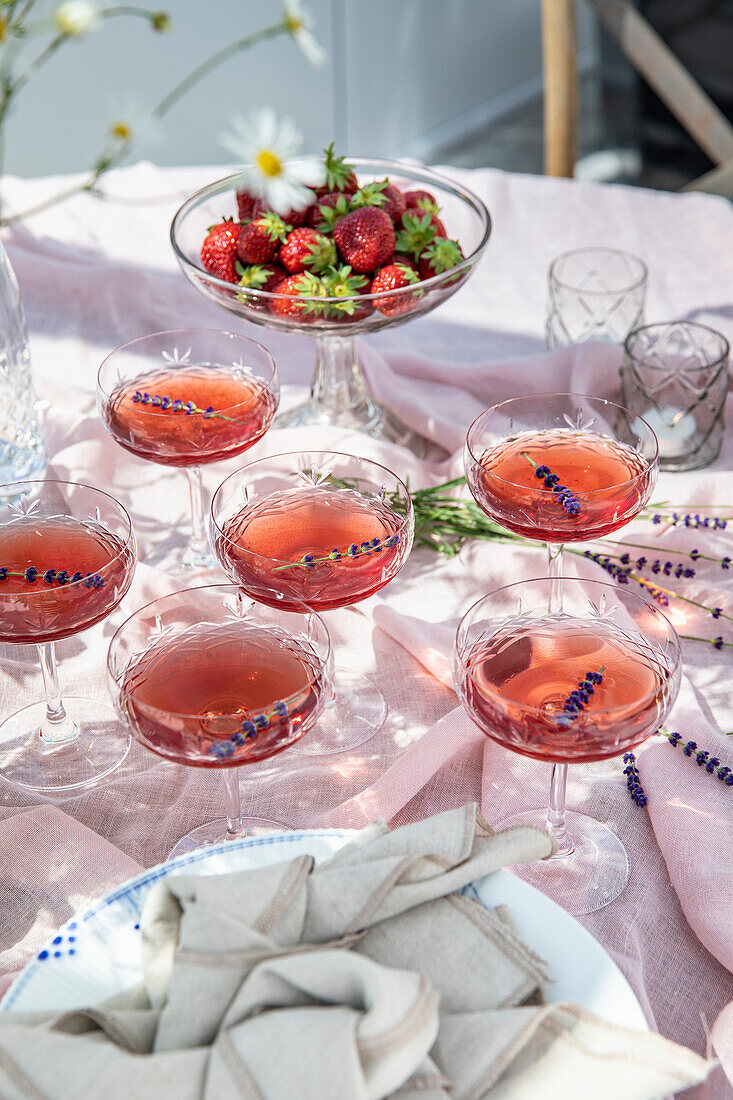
[
  {"x1": 621, "y1": 321, "x2": 729, "y2": 472},
  {"x1": 546, "y1": 247, "x2": 648, "y2": 348}
]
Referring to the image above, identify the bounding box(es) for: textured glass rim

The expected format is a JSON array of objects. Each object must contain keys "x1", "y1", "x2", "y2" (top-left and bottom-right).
[
  {"x1": 170, "y1": 156, "x2": 492, "y2": 304},
  {"x1": 455, "y1": 576, "x2": 681, "y2": 721},
  {"x1": 465, "y1": 392, "x2": 659, "y2": 497},
  {"x1": 211, "y1": 449, "x2": 414, "y2": 567},
  {"x1": 624, "y1": 320, "x2": 730, "y2": 374},
  {"x1": 0, "y1": 478, "x2": 135, "y2": 597},
  {"x1": 107, "y1": 583, "x2": 332, "y2": 720},
  {"x1": 549, "y1": 247, "x2": 648, "y2": 295},
  {"x1": 97, "y1": 327, "x2": 278, "y2": 411}
]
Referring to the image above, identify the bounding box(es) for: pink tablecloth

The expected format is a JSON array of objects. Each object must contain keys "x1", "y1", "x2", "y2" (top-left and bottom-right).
[{"x1": 1, "y1": 161, "x2": 732, "y2": 1097}]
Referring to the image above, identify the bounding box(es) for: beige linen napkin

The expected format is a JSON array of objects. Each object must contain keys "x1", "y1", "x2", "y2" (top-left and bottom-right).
[{"x1": 0, "y1": 805, "x2": 712, "y2": 1099}]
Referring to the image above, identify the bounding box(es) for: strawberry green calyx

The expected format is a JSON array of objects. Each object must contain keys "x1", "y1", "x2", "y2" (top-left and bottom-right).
[
  {"x1": 293, "y1": 271, "x2": 331, "y2": 316},
  {"x1": 321, "y1": 264, "x2": 369, "y2": 314},
  {"x1": 393, "y1": 263, "x2": 421, "y2": 287},
  {"x1": 414, "y1": 196, "x2": 441, "y2": 215},
  {"x1": 322, "y1": 142, "x2": 356, "y2": 191},
  {"x1": 236, "y1": 263, "x2": 273, "y2": 288},
  {"x1": 303, "y1": 234, "x2": 337, "y2": 273},
  {"x1": 395, "y1": 212, "x2": 438, "y2": 256},
  {"x1": 207, "y1": 215, "x2": 238, "y2": 233},
  {"x1": 350, "y1": 180, "x2": 388, "y2": 209},
  {"x1": 420, "y1": 238, "x2": 463, "y2": 274},
  {"x1": 311, "y1": 193, "x2": 351, "y2": 233},
  {"x1": 258, "y1": 211, "x2": 292, "y2": 243}
]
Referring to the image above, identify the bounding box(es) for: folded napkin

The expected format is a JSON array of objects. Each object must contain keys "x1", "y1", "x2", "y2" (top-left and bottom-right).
[{"x1": 0, "y1": 806, "x2": 712, "y2": 1099}]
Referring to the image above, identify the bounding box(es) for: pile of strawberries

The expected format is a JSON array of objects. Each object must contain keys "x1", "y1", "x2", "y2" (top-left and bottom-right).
[{"x1": 199, "y1": 145, "x2": 466, "y2": 323}]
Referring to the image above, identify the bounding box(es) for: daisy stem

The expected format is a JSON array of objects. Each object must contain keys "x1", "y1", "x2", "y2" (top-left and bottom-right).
[{"x1": 152, "y1": 23, "x2": 287, "y2": 119}]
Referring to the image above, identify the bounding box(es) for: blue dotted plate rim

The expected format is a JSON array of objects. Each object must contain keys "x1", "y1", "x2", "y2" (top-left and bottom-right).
[{"x1": 1, "y1": 828, "x2": 352, "y2": 1013}]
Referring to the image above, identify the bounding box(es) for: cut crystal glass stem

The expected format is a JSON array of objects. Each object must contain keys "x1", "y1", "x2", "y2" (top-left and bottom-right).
[
  {"x1": 545, "y1": 763, "x2": 574, "y2": 859},
  {"x1": 310, "y1": 334, "x2": 367, "y2": 413},
  {"x1": 223, "y1": 768, "x2": 244, "y2": 839},
  {"x1": 37, "y1": 641, "x2": 78, "y2": 744},
  {"x1": 183, "y1": 464, "x2": 213, "y2": 568},
  {"x1": 547, "y1": 542, "x2": 564, "y2": 613}
]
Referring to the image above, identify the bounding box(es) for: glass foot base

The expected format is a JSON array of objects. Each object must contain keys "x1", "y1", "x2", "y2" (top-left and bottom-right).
[
  {"x1": 288, "y1": 665, "x2": 387, "y2": 755},
  {"x1": 168, "y1": 815, "x2": 289, "y2": 859},
  {"x1": 275, "y1": 397, "x2": 428, "y2": 458},
  {"x1": 0, "y1": 699, "x2": 131, "y2": 792},
  {"x1": 499, "y1": 809, "x2": 629, "y2": 916},
  {"x1": 180, "y1": 542, "x2": 218, "y2": 570}
]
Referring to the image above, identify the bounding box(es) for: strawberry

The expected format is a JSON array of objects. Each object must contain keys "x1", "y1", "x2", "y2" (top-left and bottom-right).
[
  {"x1": 314, "y1": 143, "x2": 358, "y2": 199},
  {"x1": 395, "y1": 210, "x2": 444, "y2": 257},
  {"x1": 280, "y1": 228, "x2": 336, "y2": 274},
  {"x1": 235, "y1": 187, "x2": 259, "y2": 221},
  {"x1": 380, "y1": 184, "x2": 406, "y2": 224},
  {"x1": 268, "y1": 272, "x2": 326, "y2": 322},
  {"x1": 321, "y1": 264, "x2": 372, "y2": 321},
  {"x1": 393, "y1": 252, "x2": 419, "y2": 274},
  {"x1": 402, "y1": 189, "x2": 440, "y2": 215},
  {"x1": 371, "y1": 262, "x2": 422, "y2": 317},
  {"x1": 350, "y1": 180, "x2": 406, "y2": 224},
  {"x1": 200, "y1": 220, "x2": 240, "y2": 283},
  {"x1": 237, "y1": 212, "x2": 291, "y2": 265},
  {"x1": 251, "y1": 199, "x2": 309, "y2": 228},
  {"x1": 333, "y1": 207, "x2": 395, "y2": 273},
  {"x1": 417, "y1": 237, "x2": 465, "y2": 281},
  {"x1": 235, "y1": 261, "x2": 288, "y2": 311},
  {"x1": 308, "y1": 192, "x2": 351, "y2": 232}
]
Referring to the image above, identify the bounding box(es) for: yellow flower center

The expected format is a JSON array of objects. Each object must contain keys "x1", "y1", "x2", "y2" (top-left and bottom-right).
[
  {"x1": 284, "y1": 14, "x2": 303, "y2": 33},
  {"x1": 111, "y1": 121, "x2": 132, "y2": 141},
  {"x1": 256, "y1": 149, "x2": 283, "y2": 178},
  {"x1": 0, "y1": 16, "x2": 7, "y2": 42}
]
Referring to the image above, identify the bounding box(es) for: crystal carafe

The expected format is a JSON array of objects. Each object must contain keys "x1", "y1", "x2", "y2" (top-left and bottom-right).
[{"x1": 0, "y1": 238, "x2": 46, "y2": 496}]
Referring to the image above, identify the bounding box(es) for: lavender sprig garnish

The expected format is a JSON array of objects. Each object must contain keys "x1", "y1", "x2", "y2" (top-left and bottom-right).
[
  {"x1": 556, "y1": 668, "x2": 605, "y2": 728},
  {"x1": 662, "y1": 730, "x2": 733, "y2": 782},
  {"x1": 207, "y1": 695, "x2": 297, "y2": 759},
  {"x1": 522, "y1": 453, "x2": 581, "y2": 517},
  {"x1": 131, "y1": 391, "x2": 240, "y2": 423},
  {"x1": 273, "y1": 534, "x2": 400, "y2": 571},
  {"x1": 601, "y1": 536, "x2": 731, "y2": 572},
  {"x1": 0, "y1": 567, "x2": 104, "y2": 588},
  {"x1": 623, "y1": 729, "x2": 733, "y2": 806},
  {"x1": 644, "y1": 506, "x2": 732, "y2": 530},
  {"x1": 623, "y1": 752, "x2": 647, "y2": 806}
]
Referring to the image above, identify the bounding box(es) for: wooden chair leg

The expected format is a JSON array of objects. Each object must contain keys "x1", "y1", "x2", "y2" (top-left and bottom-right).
[{"x1": 542, "y1": 0, "x2": 578, "y2": 177}]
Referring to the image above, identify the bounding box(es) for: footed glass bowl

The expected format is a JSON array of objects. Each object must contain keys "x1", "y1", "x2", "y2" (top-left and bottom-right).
[{"x1": 171, "y1": 157, "x2": 492, "y2": 451}]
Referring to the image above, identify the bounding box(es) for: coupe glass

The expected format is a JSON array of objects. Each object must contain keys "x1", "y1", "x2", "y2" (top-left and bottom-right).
[
  {"x1": 454, "y1": 577, "x2": 681, "y2": 914},
  {"x1": 546, "y1": 247, "x2": 648, "y2": 348},
  {"x1": 210, "y1": 450, "x2": 414, "y2": 754},
  {"x1": 107, "y1": 584, "x2": 332, "y2": 857},
  {"x1": 465, "y1": 394, "x2": 659, "y2": 611},
  {"x1": 170, "y1": 158, "x2": 492, "y2": 452},
  {"x1": 97, "y1": 328, "x2": 279, "y2": 570},
  {"x1": 0, "y1": 479, "x2": 136, "y2": 791}
]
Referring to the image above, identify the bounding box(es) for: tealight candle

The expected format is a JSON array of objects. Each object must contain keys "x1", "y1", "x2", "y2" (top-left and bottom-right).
[{"x1": 636, "y1": 406, "x2": 698, "y2": 458}]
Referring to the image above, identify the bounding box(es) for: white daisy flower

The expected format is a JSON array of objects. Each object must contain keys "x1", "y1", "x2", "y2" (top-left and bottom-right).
[
  {"x1": 54, "y1": 0, "x2": 100, "y2": 36},
  {"x1": 219, "y1": 108, "x2": 326, "y2": 215},
  {"x1": 107, "y1": 94, "x2": 163, "y2": 151},
  {"x1": 283, "y1": 0, "x2": 327, "y2": 67}
]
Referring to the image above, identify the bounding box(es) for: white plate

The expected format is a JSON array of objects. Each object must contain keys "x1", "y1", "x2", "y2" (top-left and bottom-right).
[{"x1": 1, "y1": 829, "x2": 648, "y2": 1031}]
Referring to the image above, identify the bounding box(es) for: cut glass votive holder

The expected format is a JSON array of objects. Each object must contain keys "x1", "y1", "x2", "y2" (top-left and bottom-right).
[
  {"x1": 546, "y1": 247, "x2": 648, "y2": 348},
  {"x1": 621, "y1": 321, "x2": 729, "y2": 472}
]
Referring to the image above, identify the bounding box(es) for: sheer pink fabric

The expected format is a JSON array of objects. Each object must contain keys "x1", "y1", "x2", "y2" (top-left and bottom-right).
[{"x1": 0, "y1": 162, "x2": 731, "y2": 1095}]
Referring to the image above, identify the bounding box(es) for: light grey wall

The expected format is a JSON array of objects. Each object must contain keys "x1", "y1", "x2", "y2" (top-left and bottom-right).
[{"x1": 4, "y1": 0, "x2": 599, "y2": 177}]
